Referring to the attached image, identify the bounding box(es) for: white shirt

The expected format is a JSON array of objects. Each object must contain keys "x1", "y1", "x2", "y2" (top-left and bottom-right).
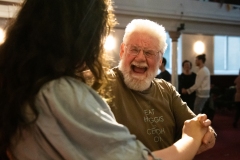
[{"x1": 187, "y1": 66, "x2": 210, "y2": 98}]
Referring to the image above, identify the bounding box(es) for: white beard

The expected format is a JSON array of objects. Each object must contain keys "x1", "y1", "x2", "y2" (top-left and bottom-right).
[{"x1": 118, "y1": 60, "x2": 158, "y2": 91}]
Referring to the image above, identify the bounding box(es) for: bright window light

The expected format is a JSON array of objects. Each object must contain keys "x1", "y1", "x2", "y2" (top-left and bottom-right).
[
  {"x1": 104, "y1": 35, "x2": 115, "y2": 51},
  {"x1": 0, "y1": 28, "x2": 5, "y2": 44},
  {"x1": 194, "y1": 41, "x2": 205, "y2": 54}
]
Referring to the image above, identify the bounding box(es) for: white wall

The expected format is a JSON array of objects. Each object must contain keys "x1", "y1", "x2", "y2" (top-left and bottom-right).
[
  {"x1": 181, "y1": 34, "x2": 214, "y2": 74},
  {"x1": 0, "y1": 3, "x2": 20, "y2": 19}
]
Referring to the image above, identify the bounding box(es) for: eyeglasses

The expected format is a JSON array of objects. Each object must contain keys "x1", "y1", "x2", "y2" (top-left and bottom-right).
[{"x1": 124, "y1": 44, "x2": 161, "y2": 58}]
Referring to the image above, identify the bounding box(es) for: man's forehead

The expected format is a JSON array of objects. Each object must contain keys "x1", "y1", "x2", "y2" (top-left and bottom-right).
[
  {"x1": 129, "y1": 31, "x2": 157, "y2": 39},
  {"x1": 127, "y1": 32, "x2": 159, "y2": 48}
]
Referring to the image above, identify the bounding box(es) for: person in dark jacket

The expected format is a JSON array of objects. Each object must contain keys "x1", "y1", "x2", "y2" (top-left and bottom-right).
[
  {"x1": 156, "y1": 57, "x2": 171, "y2": 82},
  {"x1": 179, "y1": 60, "x2": 196, "y2": 111}
]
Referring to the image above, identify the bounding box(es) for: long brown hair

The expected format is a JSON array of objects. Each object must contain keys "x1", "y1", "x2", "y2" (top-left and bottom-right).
[{"x1": 0, "y1": 0, "x2": 116, "y2": 159}]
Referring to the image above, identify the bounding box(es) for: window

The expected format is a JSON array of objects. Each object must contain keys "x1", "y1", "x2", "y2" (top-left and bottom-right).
[
  {"x1": 164, "y1": 33, "x2": 171, "y2": 69},
  {"x1": 214, "y1": 36, "x2": 240, "y2": 75}
]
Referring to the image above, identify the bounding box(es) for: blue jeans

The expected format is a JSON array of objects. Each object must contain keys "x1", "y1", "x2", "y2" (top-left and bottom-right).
[{"x1": 193, "y1": 96, "x2": 208, "y2": 115}]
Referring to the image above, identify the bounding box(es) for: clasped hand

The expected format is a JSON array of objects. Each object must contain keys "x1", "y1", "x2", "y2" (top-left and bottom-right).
[
  {"x1": 181, "y1": 88, "x2": 188, "y2": 94},
  {"x1": 182, "y1": 114, "x2": 216, "y2": 154}
]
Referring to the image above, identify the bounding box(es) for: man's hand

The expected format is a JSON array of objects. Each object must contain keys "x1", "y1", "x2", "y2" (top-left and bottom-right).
[
  {"x1": 197, "y1": 125, "x2": 217, "y2": 154},
  {"x1": 181, "y1": 88, "x2": 187, "y2": 94}
]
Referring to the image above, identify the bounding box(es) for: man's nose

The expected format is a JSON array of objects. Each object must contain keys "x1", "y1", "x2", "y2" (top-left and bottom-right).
[{"x1": 136, "y1": 49, "x2": 146, "y2": 59}]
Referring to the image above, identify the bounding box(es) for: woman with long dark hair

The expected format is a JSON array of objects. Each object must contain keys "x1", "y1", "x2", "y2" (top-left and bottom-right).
[{"x1": 0, "y1": 0, "x2": 116, "y2": 159}]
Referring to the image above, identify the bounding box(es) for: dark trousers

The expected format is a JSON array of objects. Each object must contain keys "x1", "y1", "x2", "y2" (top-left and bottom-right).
[{"x1": 234, "y1": 102, "x2": 240, "y2": 125}]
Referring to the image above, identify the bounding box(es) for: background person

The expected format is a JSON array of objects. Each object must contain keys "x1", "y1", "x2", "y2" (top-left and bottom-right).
[
  {"x1": 182, "y1": 54, "x2": 210, "y2": 115},
  {"x1": 0, "y1": 1, "x2": 212, "y2": 160},
  {"x1": 233, "y1": 69, "x2": 240, "y2": 128},
  {"x1": 156, "y1": 57, "x2": 171, "y2": 82},
  {"x1": 179, "y1": 60, "x2": 196, "y2": 111}
]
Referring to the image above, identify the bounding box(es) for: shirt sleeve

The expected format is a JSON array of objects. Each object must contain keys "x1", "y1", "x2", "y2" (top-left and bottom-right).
[
  {"x1": 187, "y1": 68, "x2": 206, "y2": 94},
  {"x1": 35, "y1": 77, "x2": 155, "y2": 160},
  {"x1": 168, "y1": 82, "x2": 196, "y2": 141}
]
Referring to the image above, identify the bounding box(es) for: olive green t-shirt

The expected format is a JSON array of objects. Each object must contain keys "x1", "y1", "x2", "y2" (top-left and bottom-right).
[{"x1": 99, "y1": 67, "x2": 195, "y2": 151}]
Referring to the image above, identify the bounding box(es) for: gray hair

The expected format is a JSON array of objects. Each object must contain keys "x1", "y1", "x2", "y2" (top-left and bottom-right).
[{"x1": 123, "y1": 19, "x2": 168, "y2": 54}]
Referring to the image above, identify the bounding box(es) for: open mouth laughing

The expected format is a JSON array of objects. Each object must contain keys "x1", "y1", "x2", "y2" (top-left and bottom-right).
[{"x1": 131, "y1": 64, "x2": 148, "y2": 74}]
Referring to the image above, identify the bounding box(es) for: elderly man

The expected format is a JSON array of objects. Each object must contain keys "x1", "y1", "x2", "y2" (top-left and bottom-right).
[{"x1": 99, "y1": 19, "x2": 216, "y2": 153}]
